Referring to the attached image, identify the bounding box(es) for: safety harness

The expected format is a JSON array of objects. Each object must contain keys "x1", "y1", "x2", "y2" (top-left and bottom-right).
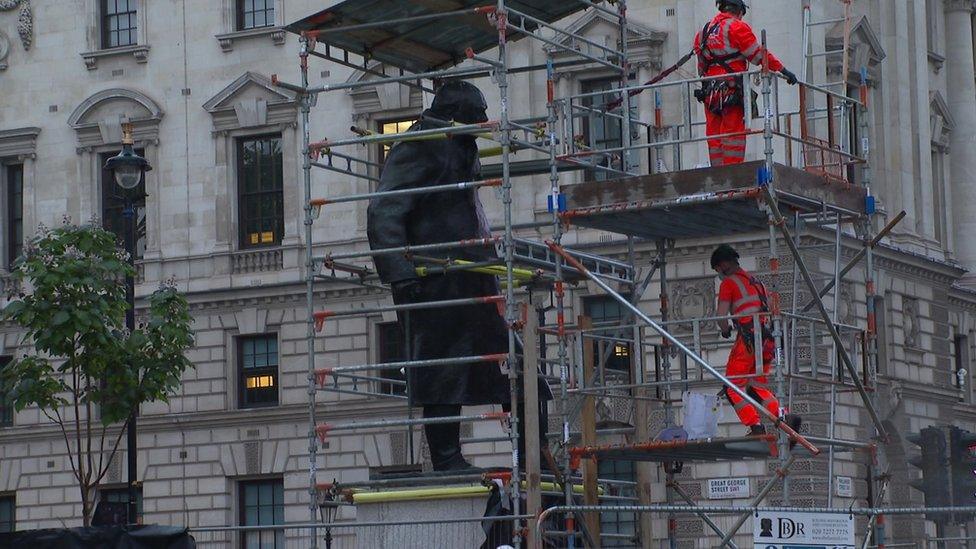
[{"x1": 695, "y1": 20, "x2": 745, "y2": 114}]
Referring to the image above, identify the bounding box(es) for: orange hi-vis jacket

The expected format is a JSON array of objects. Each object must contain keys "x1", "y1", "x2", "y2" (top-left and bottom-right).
[
  {"x1": 719, "y1": 269, "x2": 769, "y2": 327},
  {"x1": 693, "y1": 12, "x2": 784, "y2": 79}
]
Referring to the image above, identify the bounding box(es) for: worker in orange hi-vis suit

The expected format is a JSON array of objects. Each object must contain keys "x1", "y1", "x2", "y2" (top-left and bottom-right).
[
  {"x1": 712, "y1": 244, "x2": 801, "y2": 437},
  {"x1": 693, "y1": 0, "x2": 798, "y2": 166}
]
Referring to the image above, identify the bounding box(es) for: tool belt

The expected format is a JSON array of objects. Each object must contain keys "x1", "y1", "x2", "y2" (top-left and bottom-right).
[
  {"x1": 694, "y1": 76, "x2": 744, "y2": 115},
  {"x1": 737, "y1": 320, "x2": 774, "y2": 355}
]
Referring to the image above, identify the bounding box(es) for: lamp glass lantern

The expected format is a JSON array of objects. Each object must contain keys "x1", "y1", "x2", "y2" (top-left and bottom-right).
[{"x1": 104, "y1": 123, "x2": 152, "y2": 190}]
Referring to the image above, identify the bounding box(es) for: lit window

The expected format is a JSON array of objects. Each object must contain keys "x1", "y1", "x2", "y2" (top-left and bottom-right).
[
  {"x1": 378, "y1": 118, "x2": 417, "y2": 165},
  {"x1": 583, "y1": 295, "x2": 633, "y2": 374},
  {"x1": 237, "y1": 135, "x2": 284, "y2": 249},
  {"x1": 239, "y1": 334, "x2": 279, "y2": 408}
]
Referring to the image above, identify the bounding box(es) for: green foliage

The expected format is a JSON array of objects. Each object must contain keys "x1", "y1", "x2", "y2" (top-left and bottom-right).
[{"x1": 0, "y1": 222, "x2": 195, "y2": 425}]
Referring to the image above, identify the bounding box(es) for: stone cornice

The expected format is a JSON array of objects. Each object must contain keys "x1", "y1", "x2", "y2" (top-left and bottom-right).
[
  {"x1": 0, "y1": 126, "x2": 40, "y2": 159},
  {"x1": 945, "y1": 0, "x2": 976, "y2": 13},
  {"x1": 0, "y1": 399, "x2": 410, "y2": 444}
]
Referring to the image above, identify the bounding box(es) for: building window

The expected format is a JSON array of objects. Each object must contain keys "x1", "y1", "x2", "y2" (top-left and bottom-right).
[
  {"x1": 377, "y1": 118, "x2": 417, "y2": 165},
  {"x1": 237, "y1": 0, "x2": 275, "y2": 31},
  {"x1": 238, "y1": 135, "x2": 283, "y2": 248},
  {"x1": 5, "y1": 164, "x2": 22, "y2": 269},
  {"x1": 583, "y1": 295, "x2": 632, "y2": 374},
  {"x1": 101, "y1": 0, "x2": 138, "y2": 49},
  {"x1": 239, "y1": 479, "x2": 284, "y2": 549},
  {"x1": 954, "y1": 334, "x2": 971, "y2": 401},
  {"x1": 598, "y1": 460, "x2": 637, "y2": 546},
  {"x1": 579, "y1": 78, "x2": 636, "y2": 181},
  {"x1": 376, "y1": 321, "x2": 407, "y2": 396},
  {"x1": 100, "y1": 151, "x2": 147, "y2": 260},
  {"x1": 0, "y1": 356, "x2": 12, "y2": 427},
  {"x1": 932, "y1": 149, "x2": 948, "y2": 246},
  {"x1": 0, "y1": 494, "x2": 13, "y2": 533},
  {"x1": 239, "y1": 334, "x2": 279, "y2": 408},
  {"x1": 97, "y1": 486, "x2": 143, "y2": 524}
]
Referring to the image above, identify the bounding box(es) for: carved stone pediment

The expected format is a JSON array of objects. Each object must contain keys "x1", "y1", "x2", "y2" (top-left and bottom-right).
[
  {"x1": 930, "y1": 91, "x2": 954, "y2": 151},
  {"x1": 0, "y1": 126, "x2": 39, "y2": 159},
  {"x1": 346, "y1": 62, "x2": 424, "y2": 116},
  {"x1": 545, "y1": 9, "x2": 667, "y2": 72},
  {"x1": 67, "y1": 88, "x2": 163, "y2": 148},
  {"x1": 203, "y1": 72, "x2": 297, "y2": 132},
  {"x1": 826, "y1": 16, "x2": 886, "y2": 86}
]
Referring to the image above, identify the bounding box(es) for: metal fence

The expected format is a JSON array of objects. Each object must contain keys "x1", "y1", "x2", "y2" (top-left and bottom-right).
[{"x1": 189, "y1": 514, "x2": 531, "y2": 549}]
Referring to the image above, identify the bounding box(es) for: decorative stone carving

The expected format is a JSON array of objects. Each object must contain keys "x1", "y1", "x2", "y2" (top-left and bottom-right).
[
  {"x1": 0, "y1": 0, "x2": 31, "y2": 51},
  {"x1": 903, "y1": 297, "x2": 920, "y2": 348},
  {"x1": 68, "y1": 88, "x2": 163, "y2": 148},
  {"x1": 670, "y1": 277, "x2": 716, "y2": 326},
  {"x1": 216, "y1": 26, "x2": 286, "y2": 53},
  {"x1": 930, "y1": 91, "x2": 955, "y2": 152},
  {"x1": 0, "y1": 30, "x2": 8, "y2": 70}
]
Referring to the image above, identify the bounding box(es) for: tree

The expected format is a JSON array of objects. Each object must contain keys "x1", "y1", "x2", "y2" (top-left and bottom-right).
[{"x1": 0, "y1": 222, "x2": 195, "y2": 526}]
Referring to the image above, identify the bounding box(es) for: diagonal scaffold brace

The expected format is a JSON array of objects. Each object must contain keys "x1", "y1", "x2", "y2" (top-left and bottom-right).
[
  {"x1": 545, "y1": 241, "x2": 819, "y2": 455},
  {"x1": 760, "y1": 186, "x2": 888, "y2": 441}
]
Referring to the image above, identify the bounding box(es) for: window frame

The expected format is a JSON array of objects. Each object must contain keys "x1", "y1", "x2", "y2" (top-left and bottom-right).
[
  {"x1": 4, "y1": 163, "x2": 23, "y2": 270},
  {"x1": 375, "y1": 321, "x2": 407, "y2": 396},
  {"x1": 100, "y1": 0, "x2": 139, "y2": 50},
  {"x1": 236, "y1": 0, "x2": 276, "y2": 31},
  {"x1": 0, "y1": 493, "x2": 14, "y2": 534},
  {"x1": 96, "y1": 485, "x2": 143, "y2": 524},
  {"x1": 579, "y1": 76, "x2": 637, "y2": 181},
  {"x1": 237, "y1": 333, "x2": 280, "y2": 409},
  {"x1": 237, "y1": 478, "x2": 285, "y2": 549},
  {"x1": 236, "y1": 133, "x2": 285, "y2": 250},
  {"x1": 0, "y1": 356, "x2": 12, "y2": 427},
  {"x1": 582, "y1": 295, "x2": 633, "y2": 375}
]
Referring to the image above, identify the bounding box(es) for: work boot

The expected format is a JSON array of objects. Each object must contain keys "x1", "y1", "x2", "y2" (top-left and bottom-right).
[
  {"x1": 785, "y1": 413, "x2": 803, "y2": 449},
  {"x1": 747, "y1": 424, "x2": 767, "y2": 436}
]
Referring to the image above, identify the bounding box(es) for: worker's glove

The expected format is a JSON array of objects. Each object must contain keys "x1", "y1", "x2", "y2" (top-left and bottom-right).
[
  {"x1": 392, "y1": 279, "x2": 424, "y2": 304},
  {"x1": 721, "y1": 328, "x2": 733, "y2": 340},
  {"x1": 780, "y1": 68, "x2": 798, "y2": 86}
]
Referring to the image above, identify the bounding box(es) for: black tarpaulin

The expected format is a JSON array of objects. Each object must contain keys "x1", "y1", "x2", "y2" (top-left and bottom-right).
[{"x1": 0, "y1": 525, "x2": 195, "y2": 549}]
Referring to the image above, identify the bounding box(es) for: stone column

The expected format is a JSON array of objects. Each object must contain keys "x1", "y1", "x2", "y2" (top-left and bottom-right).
[{"x1": 945, "y1": 0, "x2": 976, "y2": 282}]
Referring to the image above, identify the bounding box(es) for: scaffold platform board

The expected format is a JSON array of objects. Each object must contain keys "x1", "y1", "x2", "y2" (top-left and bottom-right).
[
  {"x1": 285, "y1": 0, "x2": 593, "y2": 73},
  {"x1": 559, "y1": 161, "x2": 867, "y2": 240},
  {"x1": 570, "y1": 435, "x2": 778, "y2": 464}
]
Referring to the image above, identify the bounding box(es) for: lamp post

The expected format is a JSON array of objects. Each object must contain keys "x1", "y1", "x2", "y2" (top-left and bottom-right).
[{"x1": 103, "y1": 122, "x2": 151, "y2": 525}]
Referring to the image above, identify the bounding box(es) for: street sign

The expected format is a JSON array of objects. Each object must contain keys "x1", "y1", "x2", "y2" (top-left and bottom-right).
[
  {"x1": 753, "y1": 511, "x2": 855, "y2": 548},
  {"x1": 835, "y1": 476, "x2": 853, "y2": 498},
  {"x1": 706, "y1": 477, "x2": 751, "y2": 499}
]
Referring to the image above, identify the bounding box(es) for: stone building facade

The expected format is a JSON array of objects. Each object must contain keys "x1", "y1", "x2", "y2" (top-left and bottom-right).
[{"x1": 1, "y1": 0, "x2": 976, "y2": 546}]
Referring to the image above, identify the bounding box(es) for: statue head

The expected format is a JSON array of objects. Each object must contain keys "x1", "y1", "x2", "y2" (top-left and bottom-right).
[{"x1": 429, "y1": 80, "x2": 489, "y2": 125}]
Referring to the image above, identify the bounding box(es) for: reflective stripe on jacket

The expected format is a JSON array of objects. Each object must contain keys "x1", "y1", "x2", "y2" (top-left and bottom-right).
[{"x1": 693, "y1": 12, "x2": 785, "y2": 77}]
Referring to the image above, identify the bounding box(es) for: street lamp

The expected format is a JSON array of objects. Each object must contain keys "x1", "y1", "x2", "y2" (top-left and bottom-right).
[{"x1": 103, "y1": 122, "x2": 151, "y2": 526}]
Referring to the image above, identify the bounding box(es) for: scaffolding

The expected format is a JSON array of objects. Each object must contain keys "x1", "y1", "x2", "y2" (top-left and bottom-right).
[{"x1": 271, "y1": 0, "x2": 897, "y2": 547}]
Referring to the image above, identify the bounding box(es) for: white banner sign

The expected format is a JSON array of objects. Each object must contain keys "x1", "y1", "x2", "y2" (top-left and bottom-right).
[
  {"x1": 753, "y1": 511, "x2": 855, "y2": 548},
  {"x1": 706, "y1": 477, "x2": 750, "y2": 499}
]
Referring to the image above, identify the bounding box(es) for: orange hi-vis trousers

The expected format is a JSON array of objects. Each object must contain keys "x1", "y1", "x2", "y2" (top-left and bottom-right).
[
  {"x1": 705, "y1": 104, "x2": 746, "y2": 166},
  {"x1": 724, "y1": 331, "x2": 779, "y2": 427}
]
